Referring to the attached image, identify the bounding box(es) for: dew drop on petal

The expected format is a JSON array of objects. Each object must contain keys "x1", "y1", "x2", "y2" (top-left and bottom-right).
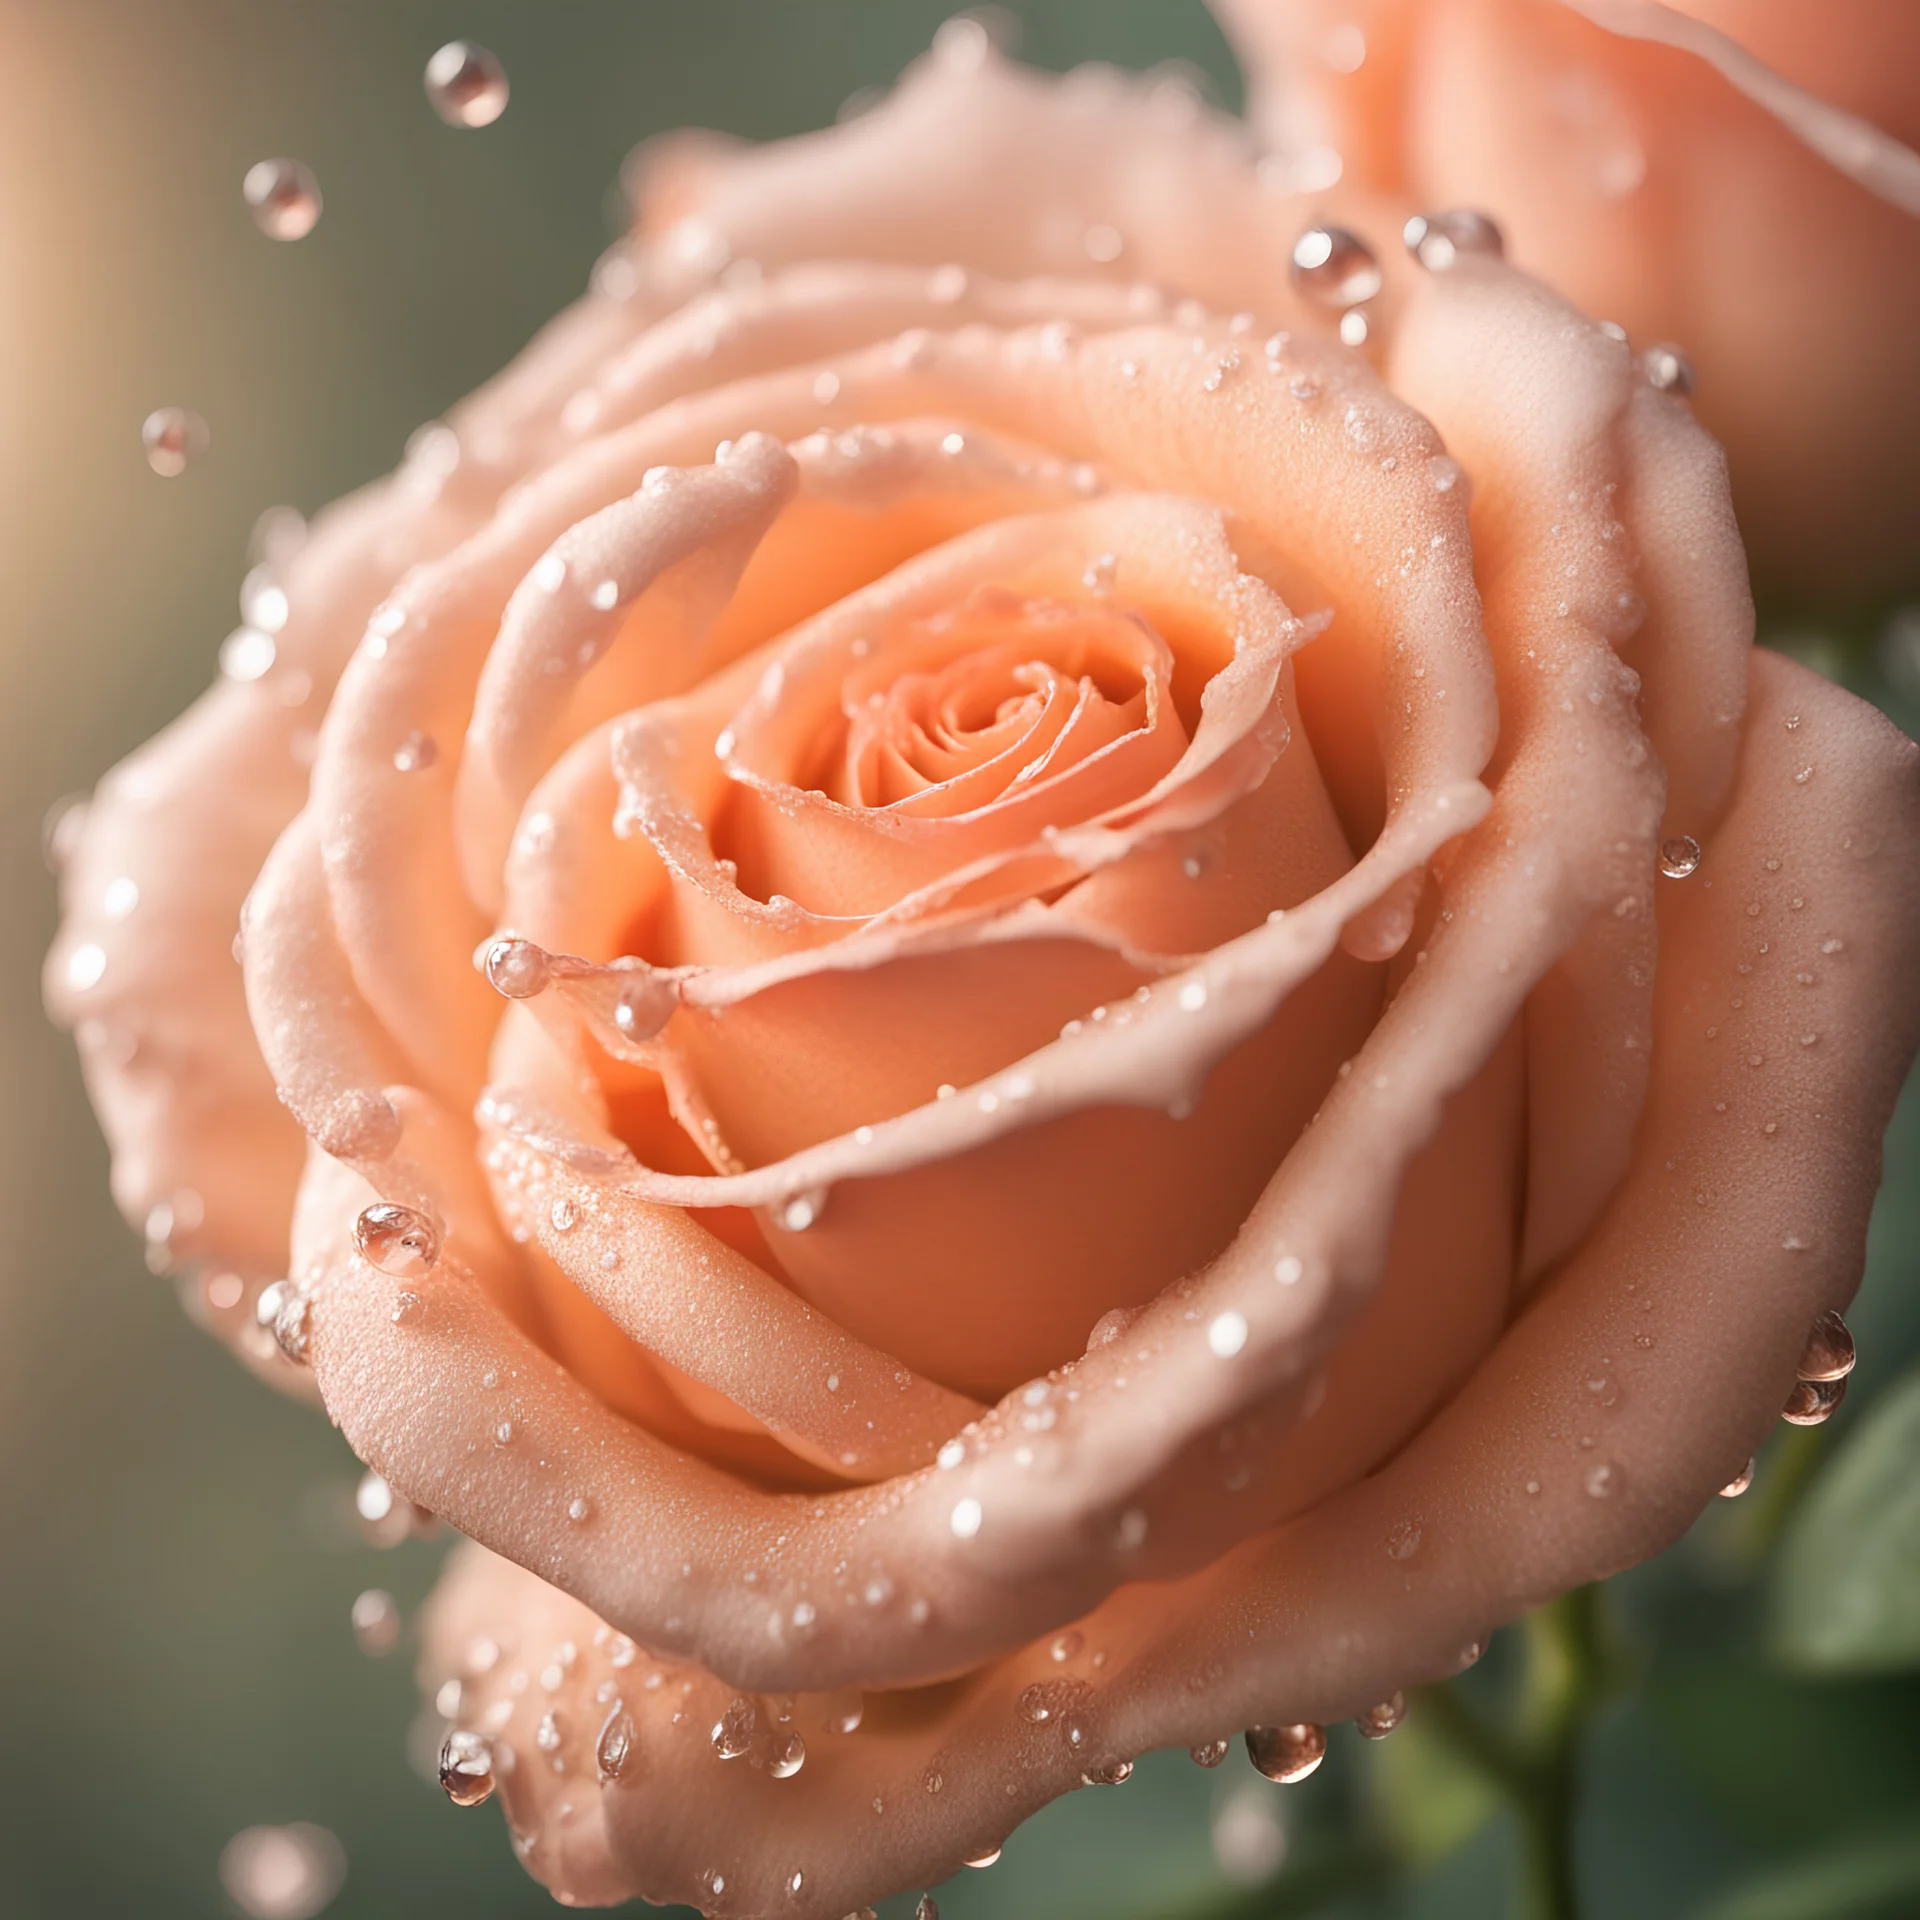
[
  {"x1": 711, "y1": 1696, "x2": 757, "y2": 1759},
  {"x1": 915, "y1": 1898, "x2": 940, "y2": 1920},
  {"x1": 1719, "y1": 1458, "x2": 1755, "y2": 1499},
  {"x1": 220, "y1": 627, "x2": 277, "y2": 682},
  {"x1": 1289, "y1": 226, "x2": 1381, "y2": 308},
  {"x1": 1207, "y1": 1310, "x2": 1249, "y2": 1358},
  {"x1": 822, "y1": 1690, "x2": 863, "y2": 1735},
  {"x1": 1402, "y1": 208, "x2": 1503, "y2": 271},
  {"x1": 1782, "y1": 1375, "x2": 1848, "y2": 1425},
  {"x1": 1585, "y1": 1462, "x2": 1618, "y2": 1498},
  {"x1": 142, "y1": 406, "x2": 208, "y2": 476},
  {"x1": 255, "y1": 1280, "x2": 312, "y2": 1365},
  {"x1": 425, "y1": 41, "x2": 509, "y2": 127},
  {"x1": 1082, "y1": 1758, "x2": 1134, "y2": 1786},
  {"x1": 1246, "y1": 1723, "x2": 1325, "y2": 1784},
  {"x1": 964, "y1": 1845, "x2": 1003, "y2": 1867},
  {"x1": 1049, "y1": 1630, "x2": 1084, "y2": 1663},
  {"x1": 1797, "y1": 1308, "x2": 1855, "y2": 1382},
  {"x1": 353, "y1": 1204, "x2": 440, "y2": 1279},
  {"x1": 1018, "y1": 1684, "x2": 1052, "y2": 1724},
  {"x1": 1274, "y1": 1254, "x2": 1304, "y2": 1287},
  {"x1": 1385, "y1": 1520, "x2": 1422, "y2": 1561},
  {"x1": 1190, "y1": 1737, "x2": 1231, "y2": 1768},
  {"x1": 768, "y1": 1730, "x2": 806, "y2": 1779},
  {"x1": 950, "y1": 1497, "x2": 983, "y2": 1540},
  {"x1": 392, "y1": 730, "x2": 438, "y2": 773},
  {"x1": 65, "y1": 943, "x2": 106, "y2": 993},
  {"x1": 1658, "y1": 835, "x2": 1701, "y2": 879},
  {"x1": 351, "y1": 1588, "x2": 401, "y2": 1655},
  {"x1": 439, "y1": 1729, "x2": 496, "y2": 1806},
  {"x1": 243, "y1": 158, "x2": 322, "y2": 240},
  {"x1": 1356, "y1": 1692, "x2": 1405, "y2": 1739},
  {"x1": 611, "y1": 972, "x2": 678, "y2": 1041},
  {"x1": 390, "y1": 1290, "x2": 424, "y2": 1326},
  {"x1": 596, "y1": 1706, "x2": 635, "y2": 1783},
  {"x1": 779, "y1": 1186, "x2": 828, "y2": 1232},
  {"x1": 484, "y1": 936, "x2": 551, "y2": 1000}
]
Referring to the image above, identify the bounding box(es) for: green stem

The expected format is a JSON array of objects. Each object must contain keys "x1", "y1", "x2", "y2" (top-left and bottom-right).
[{"x1": 1416, "y1": 1585, "x2": 1620, "y2": 1920}]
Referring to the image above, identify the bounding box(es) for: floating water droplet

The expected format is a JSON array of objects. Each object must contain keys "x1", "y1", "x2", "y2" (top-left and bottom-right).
[
  {"x1": 1402, "y1": 209, "x2": 1503, "y2": 271},
  {"x1": 1190, "y1": 1737, "x2": 1231, "y2": 1767},
  {"x1": 353, "y1": 1204, "x2": 439, "y2": 1279},
  {"x1": 950, "y1": 1497, "x2": 983, "y2": 1540},
  {"x1": 1782, "y1": 1375, "x2": 1847, "y2": 1425},
  {"x1": 484, "y1": 936, "x2": 550, "y2": 1000},
  {"x1": 1658, "y1": 835, "x2": 1701, "y2": 879},
  {"x1": 1719, "y1": 1458, "x2": 1755, "y2": 1499},
  {"x1": 439, "y1": 1729, "x2": 495, "y2": 1806},
  {"x1": 425, "y1": 41, "x2": 509, "y2": 127},
  {"x1": 142, "y1": 406, "x2": 208, "y2": 476},
  {"x1": 711, "y1": 1696, "x2": 757, "y2": 1759},
  {"x1": 1643, "y1": 344, "x2": 1695, "y2": 396},
  {"x1": 1246, "y1": 1723, "x2": 1325, "y2": 1784},
  {"x1": 351, "y1": 1588, "x2": 400, "y2": 1655},
  {"x1": 1290, "y1": 227, "x2": 1381, "y2": 308},
  {"x1": 768, "y1": 1730, "x2": 806, "y2": 1779},
  {"x1": 219, "y1": 1822, "x2": 346, "y2": 1920},
  {"x1": 1356, "y1": 1693, "x2": 1405, "y2": 1739},
  {"x1": 1385, "y1": 1520, "x2": 1422, "y2": 1561},
  {"x1": 1207, "y1": 1310, "x2": 1249, "y2": 1358},
  {"x1": 1797, "y1": 1308, "x2": 1855, "y2": 1382},
  {"x1": 243, "y1": 158, "x2": 322, "y2": 240}
]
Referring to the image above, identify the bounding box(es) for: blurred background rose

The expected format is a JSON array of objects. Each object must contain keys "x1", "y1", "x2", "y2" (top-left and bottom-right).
[{"x1": 2, "y1": 4, "x2": 1917, "y2": 1918}]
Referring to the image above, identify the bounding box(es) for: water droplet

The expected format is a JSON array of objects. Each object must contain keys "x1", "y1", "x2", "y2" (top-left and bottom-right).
[
  {"x1": 484, "y1": 936, "x2": 550, "y2": 1000},
  {"x1": 768, "y1": 1730, "x2": 806, "y2": 1779},
  {"x1": 1385, "y1": 1520, "x2": 1422, "y2": 1561},
  {"x1": 1207, "y1": 1309, "x2": 1249, "y2": 1357},
  {"x1": 255, "y1": 1280, "x2": 312, "y2": 1364},
  {"x1": 219, "y1": 1822, "x2": 346, "y2": 1920},
  {"x1": 950, "y1": 1497, "x2": 983, "y2": 1540},
  {"x1": 1017, "y1": 1684, "x2": 1053, "y2": 1724},
  {"x1": 351, "y1": 1588, "x2": 400, "y2": 1655},
  {"x1": 1719, "y1": 1458, "x2": 1755, "y2": 1499},
  {"x1": 353, "y1": 1204, "x2": 439, "y2": 1279},
  {"x1": 596, "y1": 1706, "x2": 635, "y2": 1782},
  {"x1": 923, "y1": 1766, "x2": 944, "y2": 1795},
  {"x1": 1798, "y1": 1308, "x2": 1855, "y2": 1382},
  {"x1": 1049, "y1": 1630, "x2": 1084, "y2": 1663},
  {"x1": 1190, "y1": 1737, "x2": 1230, "y2": 1767},
  {"x1": 711, "y1": 1696, "x2": 757, "y2": 1759},
  {"x1": 1290, "y1": 226, "x2": 1381, "y2": 308},
  {"x1": 220, "y1": 627, "x2": 276, "y2": 682},
  {"x1": 566, "y1": 1495, "x2": 591, "y2": 1524},
  {"x1": 1643, "y1": 344, "x2": 1695, "y2": 396},
  {"x1": 1402, "y1": 209, "x2": 1503, "y2": 271},
  {"x1": 1274, "y1": 1254, "x2": 1304, "y2": 1286},
  {"x1": 1782, "y1": 1375, "x2": 1847, "y2": 1425},
  {"x1": 611, "y1": 972, "x2": 678, "y2": 1041},
  {"x1": 549, "y1": 1196, "x2": 577, "y2": 1234},
  {"x1": 1659, "y1": 835, "x2": 1701, "y2": 878},
  {"x1": 65, "y1": 943, "x2": 106, "y2": 992},
  {"x1": 1585, "y1": 1462, "x2": 1618, "y2": 1498},
  {"x1": 915, "y1": 1898, "x2": 940, "y2": 1920},
  {"x1": 425, "y1": 41, "x2": 509, "y2": 127},
  {"x1": 439, "y1": 1729, "x2": 495, "y2": 1806},
  {"x1": 142, "y1": 406, "x2": 209, "y2": 477},
  {"x1": 1356, "y1": 1693, "x2": 1405, "y2": 1739},
  {"x1": 1081, "y1": 1759, "x2": 1133, "y2": 1786},
  {"x1": 779, "y1": 1186, "x2": 828, "y2": 1232},
  {"x1": 492, "y1": 1420, "x2": 515, "y2": 1448},
  {"x1": 392, "y1": 729, "x2": 438, "y2": 774},
  {"x1": 1246, "y1": 1723, "x2": 1325, "y2": 1784},
  {"x1": 243, "y1": 158, "x2": 322, "y2": 240},
  {"x1": 1178, "y1": 979, "x2": 1210, "y2": 1013}
]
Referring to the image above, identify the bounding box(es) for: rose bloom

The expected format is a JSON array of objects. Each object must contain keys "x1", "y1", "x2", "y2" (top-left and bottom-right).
[
  {"x1": 1212, "y1": 0, "x2": 1920, "y2": 604},
  {"x1": 46, "y1": 20, "x2": 1920, "y2": 1917}
]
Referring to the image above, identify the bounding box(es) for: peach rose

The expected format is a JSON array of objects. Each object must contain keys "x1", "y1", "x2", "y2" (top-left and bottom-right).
[
  {"x1": 46, "y1": 24, "x2": 1920, "y2": 1917},
  {"x1": 1210, "y1": 0, "x2": 1920, "y2": 604}
]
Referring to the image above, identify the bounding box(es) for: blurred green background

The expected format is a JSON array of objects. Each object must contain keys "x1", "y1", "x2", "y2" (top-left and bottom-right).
[{"x1": 1, "y1": 4, "x2": 1916, "y2": 1918}]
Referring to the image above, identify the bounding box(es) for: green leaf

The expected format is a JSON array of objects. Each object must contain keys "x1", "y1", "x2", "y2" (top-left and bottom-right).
[
  {"x1": 1769, "y1": 1367, "x2": 1920, "y2": 1673},
  {"x1": 1691, "y1": 1830, "x2": 1920, "y2": 1920}
]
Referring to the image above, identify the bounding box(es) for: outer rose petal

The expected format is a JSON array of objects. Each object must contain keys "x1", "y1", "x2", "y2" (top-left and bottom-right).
[
  {"x1": 417, "y1": 652, "x2": 1919, "y2": 1917},
  {"x1": 1212, "y1": 0, "x2": 1920, "y2": 599}
]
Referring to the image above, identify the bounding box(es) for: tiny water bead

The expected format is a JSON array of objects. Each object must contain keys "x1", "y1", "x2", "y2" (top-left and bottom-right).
[
  {"x1": 711, "y1": 1696, "x2": 757, "y2": 1759},
  {"x1": 1719, "y1": 1458, "x2": 1756, "y2": 1499},
  {"x1": 425, "y1": 41, "x2": 509, "y2": 127},
  {"x1": 392, "y1": 730, "x2": 438, "y2": 773},
  {"x1": 1290, "y1": 226, "x2": 1381, "y2": 309},
  {"x1": 950, "y1": 1496, "x2": 984, "y2": 1540},
  {"x1": 353, "y1": 1204, "x2": 440, "y2": 1279},
  {"x1": 915, "y1": 1898, "x2": 940, "y2": 1920},
  {"x1": 243, "y1": 158, "x2": 322, "y2": 240},
  {"x1": 255, "y1": 1281, "x2": 312, "y2": 1364},
  {"x1": 1643, "y1": 343, "x2": 1696, "y2": 396},
  {"x1": 1782, "y1": 1375, "x2": 1848, "y2": 1425},
  {"x1": 1080, "y1": 1759, "x2": 1133, "y2": 1786},
  {"x1": 484, "y1": 936, "x2": 551, "y2": 1000},
  {"x1": 1385, "y1": 1519, "x2": 1422, "y2": 1562},
  {"x1": 964, "y1": 1846, "x2": 1003, "y2": 1868},
  {"x1": 779, "y1": 1186, "x2": 828, "y2": 1232},
  {"x1": 220, "y1": 627, "x2": 277, "y2": 682},
  {"x1": 1207, "y1": 1309, "x2": 1249, "y2": 1357},
  {"x1": 1658, "y1": 834, "x2": 1702, "y2": 879},
  {"x1": 1049, "y1": 1630, "x2": 1084, "y2": 1663},
  {"x1": 351, "y1": 1588, "x2": 400, "y2": 1656},
  {"x1": 767, "y1": 1731, "x2": 806, "y2": 1779},
  {"x1": 611, "y1": 972, "x2": 678, "y2": 1041},
  {"x1": 1797, "y1": 1308, "x2": 1856, "y2": 1382},
  {"x1": 1190, "y1": 1738, "x2": 1231, "y2": 1767},
  {"x1": 438, "y1": 1729, "x2": 496, "y2": 1806},
  {"x1": 142, "y1": 407, "x2": 208, "y2": 477},
  {"x1": 1402, "y1": 209, "x2": 1503, "y2": 271},
  {"x1": 1356, "y1": 1693, "x2": 1406, "y2": 1739},
  {"x1": 596, "y1": 1707, "x2": 635, "y2": 1782},
  {"x1": 1246, "y1": 1722, "x2": 1325, "y2": 1784}
]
